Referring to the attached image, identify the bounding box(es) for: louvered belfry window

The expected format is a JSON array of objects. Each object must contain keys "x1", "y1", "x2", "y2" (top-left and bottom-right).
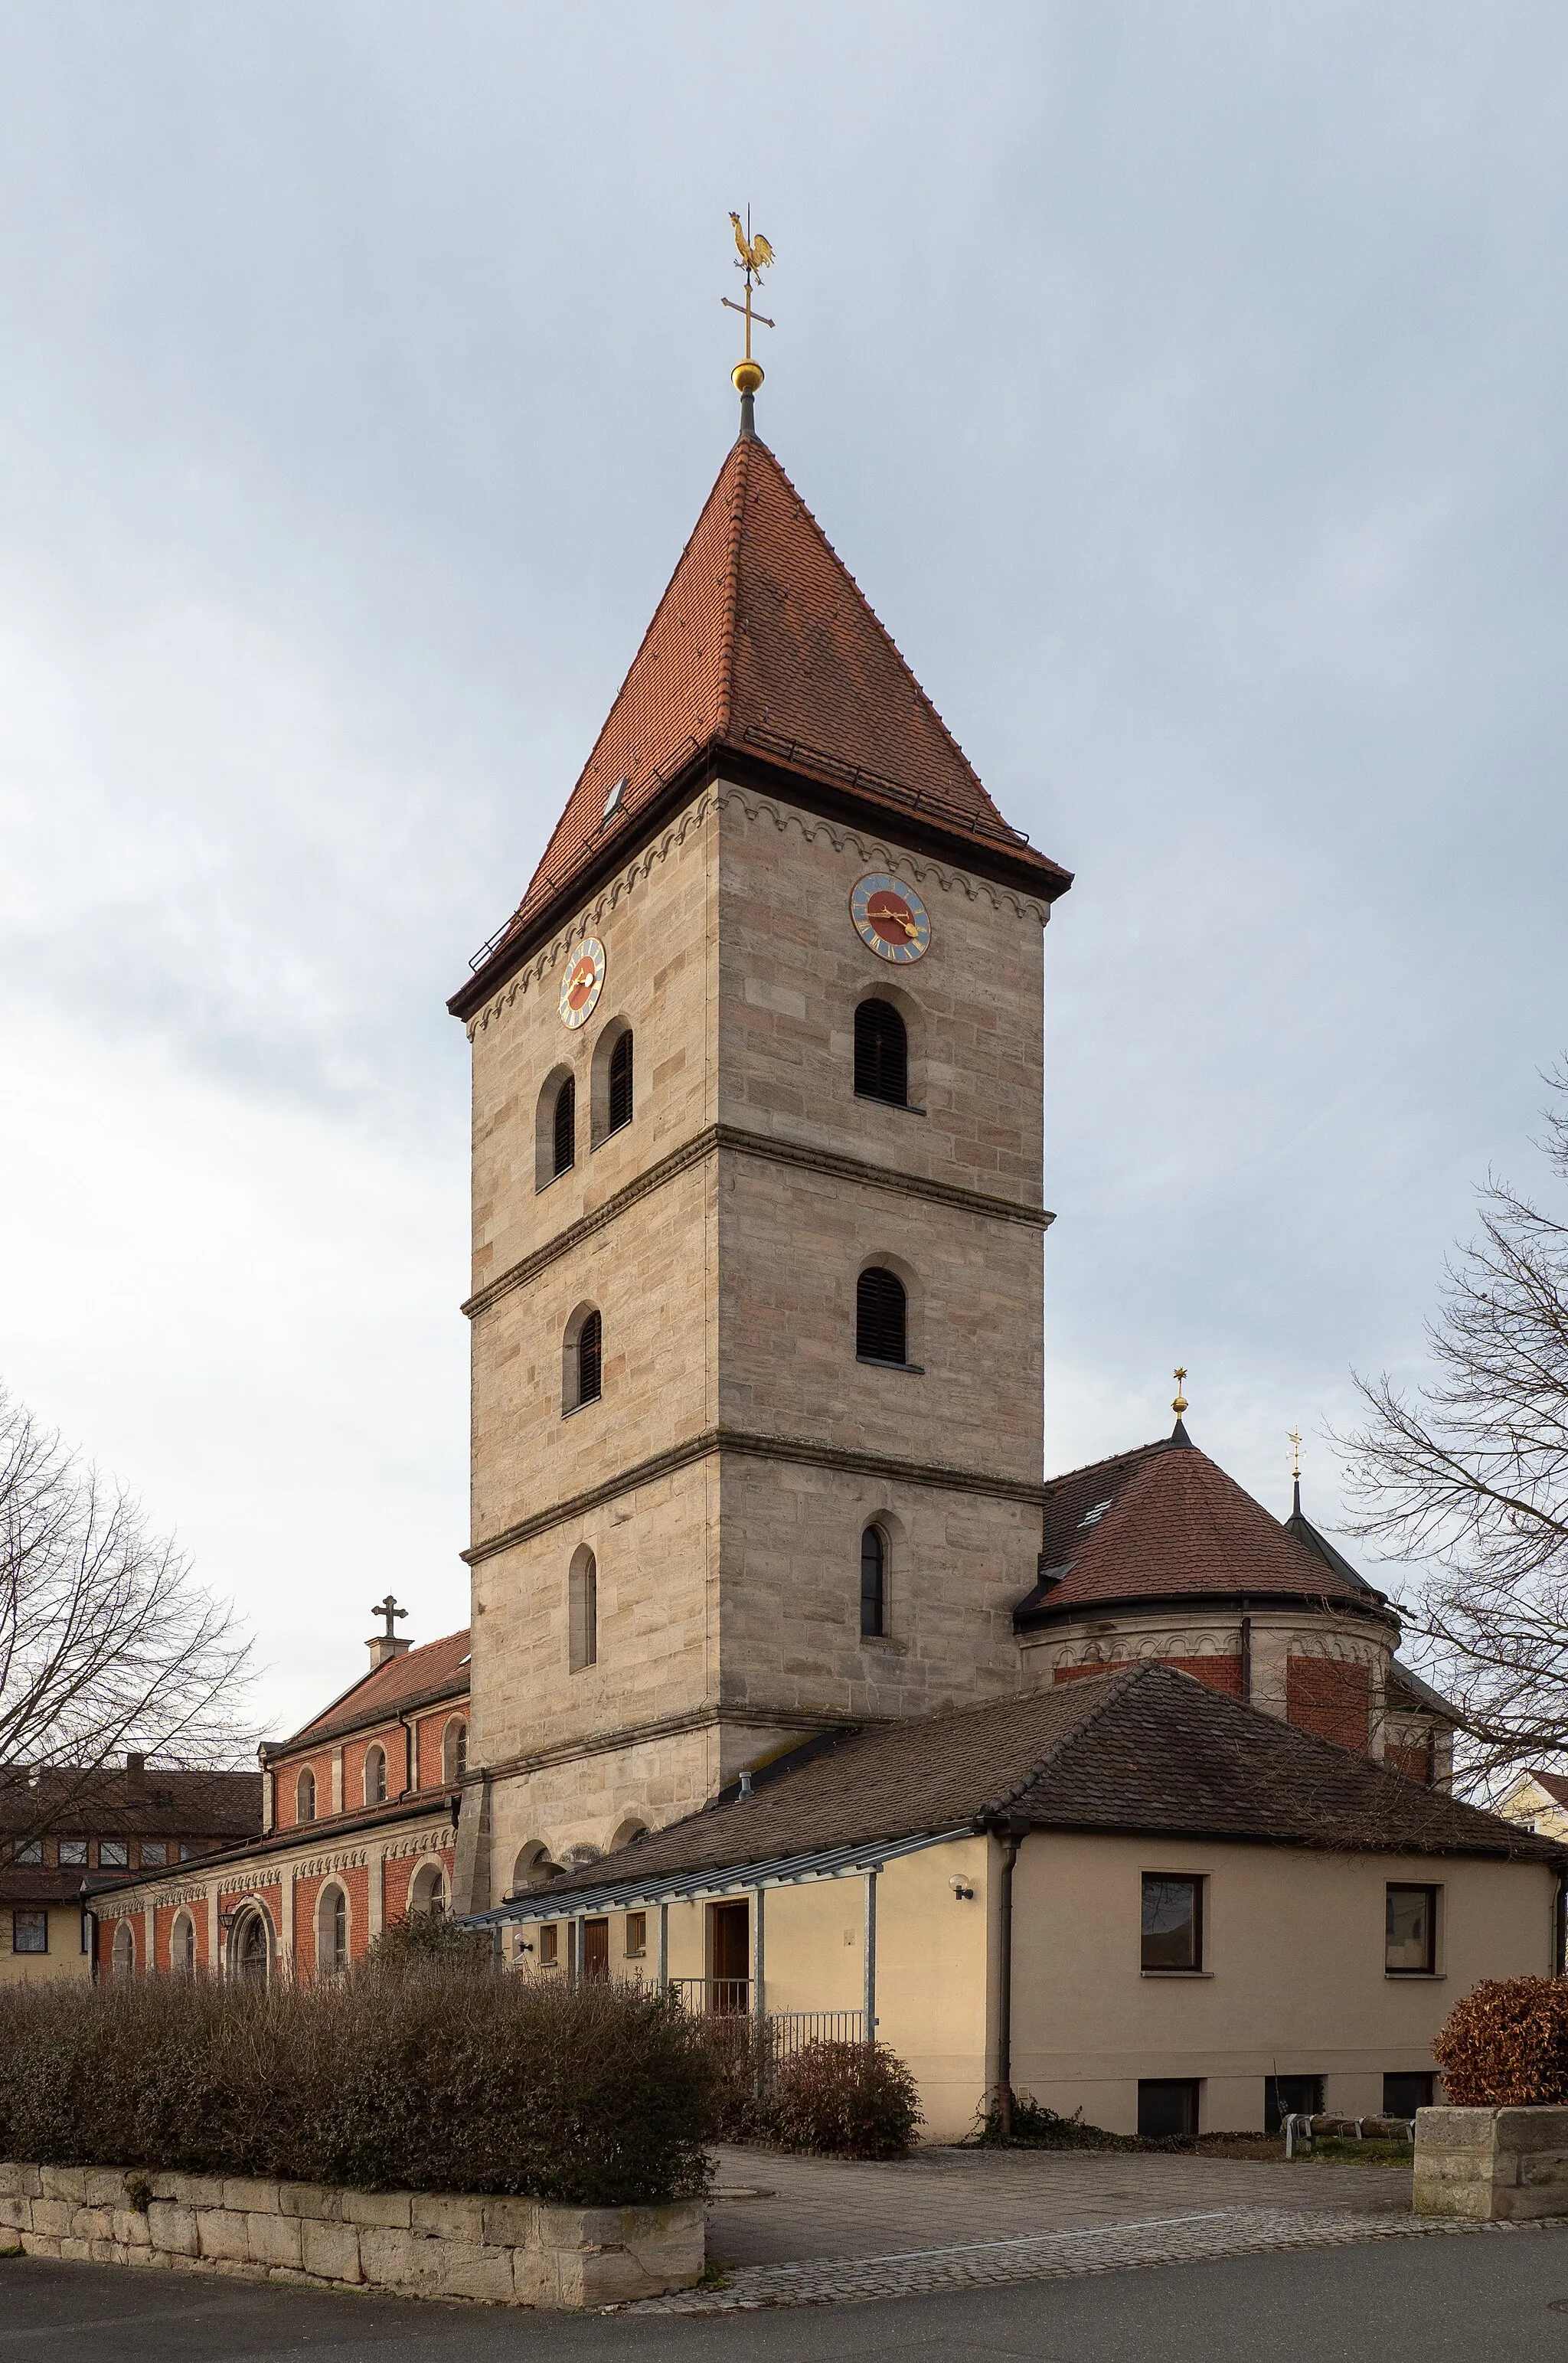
[
  {"x1": 577, "y1": 1310, "x2": 603, "y2": 1405},
  {"x1": 854, "y1": 998, "x2": 907, "y2": 1106},
  {"x1": 861, "y1": 1525, "x2": 887, "y2": 1637},
  {"x1": 553, "y1": 1076, "x2": 576, "y2": 1178},
  {"x1": 607, "y1": 1030, "x2": 633, "y2": 1134},
  {"x1": 856, "y1": 1267, "x2": 907, "y2": 1365}
]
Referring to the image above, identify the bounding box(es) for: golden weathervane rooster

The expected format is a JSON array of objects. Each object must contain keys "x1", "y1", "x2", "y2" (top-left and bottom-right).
[
  {"x1": 729, "y1": 211, "x2": 775, "y2": 276},
  {"x1": 724, "y1": 209, "x2": 776, "y2": 405}
]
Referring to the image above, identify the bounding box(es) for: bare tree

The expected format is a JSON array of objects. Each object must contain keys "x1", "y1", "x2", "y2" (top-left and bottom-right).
[
  {"x1": 1334, "y1": 1064, "x2": 1568, "y2": 1789},
  {"x1": 1, "y1": 1385, "x2": 255, "y2": 1843}
]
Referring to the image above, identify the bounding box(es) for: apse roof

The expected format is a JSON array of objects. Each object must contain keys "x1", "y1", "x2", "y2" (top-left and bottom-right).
[
  {"x1": 1014, "y1": 1425, "x2": 1394, "y2": 1626},
  {"x1": 456, "y1": 430, "x2": 1071, "y2": 1003}
]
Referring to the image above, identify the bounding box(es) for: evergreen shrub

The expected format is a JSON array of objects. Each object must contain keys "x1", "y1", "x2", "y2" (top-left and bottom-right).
[
  {"x1": 1434, "y1": 1976, "x2": 1568, "y2": 2107},
  {"x1": 0, "y1": 1966, "x2": 714, "y2": 2204}
]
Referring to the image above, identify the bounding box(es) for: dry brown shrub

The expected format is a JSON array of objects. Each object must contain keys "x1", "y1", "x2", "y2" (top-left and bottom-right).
[{"x1": 1433, "y1": 1976, "x2": 1568, "y2": 2106}]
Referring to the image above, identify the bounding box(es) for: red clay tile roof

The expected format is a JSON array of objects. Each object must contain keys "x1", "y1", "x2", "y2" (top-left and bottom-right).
[
  {"x1": 501, "y1": 1663, "x2": 1562, "y2": 1905},
  {"x1": 1525, "y1": 1772, "x2": 1568, "y2": 1807},
  {"x1": 0, "y1": 1764, "x2": 260, "y2": 1840},
  {"x1": 1019, "y1": 1427, "x2": 1394, "y2": 1622},
  {"x1": 478, "y1": 433, "x2": 1070, "y2": 963},
  {"x1": 276, "y1": 1629, "x2": 470, "y2": 1755}
]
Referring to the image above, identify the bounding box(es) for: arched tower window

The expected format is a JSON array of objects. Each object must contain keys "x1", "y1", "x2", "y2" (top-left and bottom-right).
[
  {"x1": 577, "y1": 1310, "x2": 603, "y2": 1405},
  {"x1": 553, "y1": 1076, "x2": 576, "y2": 1178},
  {"x1": 364, "y1": 1745, "x2": 387, "y2": 1807},
  {"x1": 854, "y1": 999, "x2": 908, "y2": 1106},
  {"x1": 296, "y1": 1767, "x2": 316, "y2": 1825},
  {"x1": 608, "y1": 1029, "x2": 634, "y2": 1134},
  {"x1": 570, "y1": 1547, "x2": 599, "y2": 1672},
  {"x1": 861, "y1": 1525, "x2": 887, "y2": 1638},
  {"x1": 856, "y1": 1267, "x2": 907, "y2": 1366}
]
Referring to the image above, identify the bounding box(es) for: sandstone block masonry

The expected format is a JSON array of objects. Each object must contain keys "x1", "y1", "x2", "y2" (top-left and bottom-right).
[
  {"x1": 1413, "y1": 2104, "x2": 1568, "y2": 2221},
  {"x1": 0, "y1": 2162, "x2": 704, "y2": 2306}
]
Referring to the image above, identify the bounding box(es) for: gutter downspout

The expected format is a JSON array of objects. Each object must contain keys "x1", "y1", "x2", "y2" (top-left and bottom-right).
[
  {"x1": 1556, "y1": 1871, "x2": 1566, "y2": 1978},
  {"x1": 993, "y1": 1822, "x2": 1024, "y2": 2140},
  {"x1": 1240, "y1": 1611, "x2": 1253, "y2": 1708}
]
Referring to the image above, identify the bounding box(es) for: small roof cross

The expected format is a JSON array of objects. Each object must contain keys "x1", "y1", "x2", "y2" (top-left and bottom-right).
[{"x1": 371, "y1": 1595, "x2": 407, "y2": 1642}]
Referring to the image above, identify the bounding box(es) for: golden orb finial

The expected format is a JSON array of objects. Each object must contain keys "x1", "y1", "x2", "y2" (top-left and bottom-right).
[
  {"x1": 732, "y1": 358, "x2": 764, "y2": 396},
  {"x1": 1171, "y1": 1366, "x2": 1189, "y2": 1417}
]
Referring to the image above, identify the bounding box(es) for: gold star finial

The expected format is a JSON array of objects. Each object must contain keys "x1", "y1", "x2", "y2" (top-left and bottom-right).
[
  {"x1": 722, "y1": 208, "x2": 776, "y2": 425},
  {"x1": 1171, "y1": 1367, "x2": 1188, "y2": 1417}
]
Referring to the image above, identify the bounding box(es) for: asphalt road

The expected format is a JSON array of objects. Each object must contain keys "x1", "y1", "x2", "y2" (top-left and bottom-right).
[{"x1": 6, "y1": 2234, "x2": 1568, "y2": 2362}]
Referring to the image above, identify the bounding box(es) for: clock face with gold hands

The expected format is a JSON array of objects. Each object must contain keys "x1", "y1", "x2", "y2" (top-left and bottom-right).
[
  {"x1": 558, "y1": 938, "x2": 606, "y2": 1028},
  {"x1": 851, "y1": 874, "x2": 931, "y2": 964}
]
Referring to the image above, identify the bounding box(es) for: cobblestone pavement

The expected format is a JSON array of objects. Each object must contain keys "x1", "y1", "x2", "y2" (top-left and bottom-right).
[{"x1": 632, "y1": 2142, "x2": 1453, "y2": 2312}]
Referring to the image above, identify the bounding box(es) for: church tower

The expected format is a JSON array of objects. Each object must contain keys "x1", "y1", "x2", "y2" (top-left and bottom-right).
[{"x1": 447, "y1": 382, "x2": 1072, "y2": 1906}]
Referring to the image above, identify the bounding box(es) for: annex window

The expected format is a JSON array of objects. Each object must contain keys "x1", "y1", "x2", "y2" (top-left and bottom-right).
[
  {"x1": 1142, "y1": 1873, "x2": 1203, "y2": 1972},
  {"x1": 856, "y1": 1267, "x2": 908, "y2": 1366},
  {"x1": 570, "y1": 1548, "x2": 599, "y2": 1673},
  {"x1": 1138, "y1": 2079, "x2": 1200, "y2": 2139},
  {"x1": 553, "y1": 1075, "x2": 577, "y2": 1178},
  {"x1": 625, "y1": 1910, "x2": 647, "y2": 1959},
  {"x1": 140, "y1": 1841, "x2": 168, "y2": 1867},
  {"x1": 99, "y1": 1839, "x2": 128, "y2": 1868},
  {"x1": 58, "y1": 1838, "x2": 87, "y2": 1866},
  {"x1": 296, "y1": 1768, "x2": 317, "y2": 1825},
  {"x1": 861, "y1": 1525, "x2": 888, "y2": 1638},
  {"x1": 538, "y1": 1923, "x2": 559, "y2": 1966},
  {"x1": 608, "y1": 1029, "x2": 634, "y2": 1135},
  {"x1": 12, "y1": 1839, "x2": 42, "y2": 1865},
  {"x1": 1386, "y1": 1884, "x2": 1438, "y2": 1976},
  {"x1": 11, "y1": 1909, "x2": 47, "y2": 1955},
  {"x1": 364, "y1": 1744, "x2": 387, "y2": 1807},
  {"x1": 854, "y1": 998, "x2": 908, "y2": 1106}
]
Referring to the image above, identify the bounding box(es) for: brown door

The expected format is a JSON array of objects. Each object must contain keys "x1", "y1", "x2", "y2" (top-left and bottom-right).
[
  {"x1": 582, "y1": 1917, "x2": 610, "y2": 1981},
  {"x1": 709, "y1": 1900, "x2": 750, "y2": 2014}
]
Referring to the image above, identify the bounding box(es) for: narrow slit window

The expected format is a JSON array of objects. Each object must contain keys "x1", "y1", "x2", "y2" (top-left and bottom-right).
[
  {"x1": 553, "y1": 1076, "x2": 576, "y2": 1178},
  {"x1": 856, "y1": 1267, "x2": 907, "y2": 1365},
  {"x1": 607, "y1": 1031, "x2": 634, "y2": 1135},
  {"x1": 861, "y1": 1525, "x2": 887, "y2": 1638},
  {"x1": 577, "y1": 1311, "x2": 603, "y2": 1405},
  {"x1": 570, "y1": 1549, "x2": 599, "y2": 1672},
  {"x1": 854, "y1": 999, "x2": 908, "y2": 1106}
]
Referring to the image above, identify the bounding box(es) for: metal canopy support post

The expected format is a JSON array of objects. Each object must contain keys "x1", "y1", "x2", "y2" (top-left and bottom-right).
[
  {"x1": 864, "y1": 1869, "x2": 877, "y2": 2043},
  {"x1": 753, "y1": 1886, "x2": 766, "y2": 2032},
  {"x1": 658, "y1": 1901, "x2": 669, "y2": 1994}
]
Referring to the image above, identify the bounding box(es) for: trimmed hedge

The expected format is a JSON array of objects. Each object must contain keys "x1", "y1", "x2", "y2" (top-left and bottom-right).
[
  {"x1": 1434, "y1": 1976, "x2": 1568, "y2": 2107},
  {"x1": 0, "y1": 1966, "x2": 714, "y2": 2204}
]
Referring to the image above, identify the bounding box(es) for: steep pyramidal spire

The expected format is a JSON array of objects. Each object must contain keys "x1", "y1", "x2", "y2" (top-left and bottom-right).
[{"x1": 457, "y1": 429, "x2": 1070, "y2": 1001}]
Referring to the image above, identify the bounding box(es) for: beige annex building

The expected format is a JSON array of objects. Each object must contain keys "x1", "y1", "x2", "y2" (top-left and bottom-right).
[{"x1": 89, "y1": 376, "x2": 1566, "y2": 2140}]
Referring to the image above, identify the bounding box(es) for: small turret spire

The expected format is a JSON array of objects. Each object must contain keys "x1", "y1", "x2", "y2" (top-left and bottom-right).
[{"x1": 723, "y1": 208, "x2": 776, "y2": 440}]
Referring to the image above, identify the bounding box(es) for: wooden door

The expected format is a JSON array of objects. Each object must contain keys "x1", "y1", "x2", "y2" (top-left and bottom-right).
[{"x1": 582, "y1": 1917, "x2": 609, "y2": 1981}]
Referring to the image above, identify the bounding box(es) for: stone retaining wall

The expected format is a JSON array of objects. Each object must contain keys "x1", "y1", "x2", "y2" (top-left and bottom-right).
[
  {"x1": 1413, "y1": 2104, "x2": 1568, "y2": 2221},
  {"x1": 0, "y1": 2162, "x2": 704, "y2": 2306}
]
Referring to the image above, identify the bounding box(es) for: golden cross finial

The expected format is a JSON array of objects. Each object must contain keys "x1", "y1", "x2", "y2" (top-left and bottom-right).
[
  {"x1": 723, "y1": 208, "x2": 776, "y2": 406},
  {"x1": 1289, "y1": 1427, "x2": 1302, "y2": 1482},
  {"x1": 1171, "y1": 1367, "x2": 1188, "y2": 1417}
]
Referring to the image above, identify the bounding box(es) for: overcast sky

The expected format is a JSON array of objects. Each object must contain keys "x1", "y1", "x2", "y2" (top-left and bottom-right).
[{"x1": 2, "y1": 5, "x2": 1564, "y2": 1742}]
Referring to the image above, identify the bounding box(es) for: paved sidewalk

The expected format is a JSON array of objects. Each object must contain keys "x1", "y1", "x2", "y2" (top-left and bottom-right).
[{"x1": 652, "y1": 2139, "x2": 1444, "y2": 2312}]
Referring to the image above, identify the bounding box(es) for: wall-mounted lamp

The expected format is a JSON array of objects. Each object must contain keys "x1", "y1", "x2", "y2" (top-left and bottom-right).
[{"x1": 949, "y1": 1876, "x2": 975, "y2": 1901}]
